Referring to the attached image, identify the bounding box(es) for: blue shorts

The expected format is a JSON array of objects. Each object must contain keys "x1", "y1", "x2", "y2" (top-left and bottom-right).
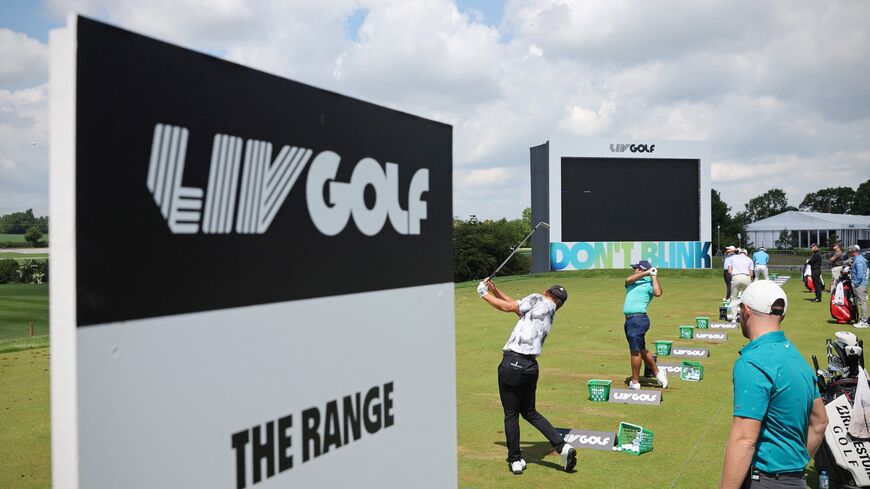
[{"x1": 624, "y1": 313, "x2": 650, "y2": 352}]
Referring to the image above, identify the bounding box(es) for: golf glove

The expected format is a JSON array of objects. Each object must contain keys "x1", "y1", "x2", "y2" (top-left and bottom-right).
[
  {"x1": 649, "y1": 267, "x2": 658, "y2": 276},
  {"x1": 477, "y1": 281, "x2": 489, "y2": 297}
]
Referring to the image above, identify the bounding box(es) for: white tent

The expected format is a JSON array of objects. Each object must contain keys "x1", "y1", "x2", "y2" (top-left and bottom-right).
[{"x1": 746, "y1": 211, "x2": 870, "y2": 248}]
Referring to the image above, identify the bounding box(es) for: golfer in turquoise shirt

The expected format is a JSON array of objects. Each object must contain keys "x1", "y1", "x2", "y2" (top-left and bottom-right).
[{"x1": 719, "y1": 281, "x2": 829, "y2": 488}]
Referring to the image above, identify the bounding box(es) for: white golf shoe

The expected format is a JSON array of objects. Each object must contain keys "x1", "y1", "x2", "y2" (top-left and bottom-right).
[
  {"x1": 856, "y1": 321, "x2": 869, "y2": 329},
  {"x1": 560, "y1": 444, "x2": 577, "y2": 472},
  {"x1": 509, "y1": 459, "x2": 527, "y2": 474},
  {"x1": 656, "y1": 369, "x2": 669, "y2": 389},
  {"x1": 628, "y1": 381, "x2": 642, "y2": 390}
]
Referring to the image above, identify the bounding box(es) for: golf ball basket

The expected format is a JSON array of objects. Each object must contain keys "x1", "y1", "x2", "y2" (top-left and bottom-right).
[
  {"x1": 655, "y1": 340, "x2": 673, "y2": 356},
  {"x1": 680, "y1": 361, "x2": 704, "y2": 381},
  {"x1": 587, "y1": 379, "x2": 612, "y2": 402},
  {"x1": 679, "y1": 326, "x2": 694, "y2": 339},
  {"x1": 615, "y1": 422, "x2": 654, "y2": 456},
  {"x1": 695, "y1": 316, "x2": 710, "y2": 329}
]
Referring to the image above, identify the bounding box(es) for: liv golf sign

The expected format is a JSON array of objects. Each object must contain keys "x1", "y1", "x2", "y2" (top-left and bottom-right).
[{"x1": 50, "y1": 16, "x2": 455, "y2": 489}]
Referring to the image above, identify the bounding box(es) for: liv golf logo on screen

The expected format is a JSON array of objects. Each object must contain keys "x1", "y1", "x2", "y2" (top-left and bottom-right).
[{"x1": 50, "y1": 16, "x2": 455, "y2": 489}]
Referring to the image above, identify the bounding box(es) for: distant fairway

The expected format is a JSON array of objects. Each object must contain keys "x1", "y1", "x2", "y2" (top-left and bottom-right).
[
  {"x1": 0, "y1": 271, "x2": 841, "y2": 488},
  {"x1": 0, "y1": 284, "x2": 49, "y2": 339},
  {"x1": 456, "y1": 269, "x2": 833, "y2": 489}
]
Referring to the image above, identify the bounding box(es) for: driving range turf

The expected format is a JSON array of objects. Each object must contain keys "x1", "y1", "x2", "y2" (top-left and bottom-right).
[
  {"x1": 0, "y1": 271, "x2": 851, "y2": 488},
  {"x1": 456, "y1": 269, "x2": 842, "y2": 489}
]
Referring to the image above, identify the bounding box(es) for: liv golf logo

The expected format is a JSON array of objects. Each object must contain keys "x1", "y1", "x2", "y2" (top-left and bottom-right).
[{"x1": 146, "y1": 123, "x2": 430, "y2": 235}]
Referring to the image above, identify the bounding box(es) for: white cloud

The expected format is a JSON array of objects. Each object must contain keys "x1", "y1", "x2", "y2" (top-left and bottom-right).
[
  {"x1": 0, "y1": 84, "x2": 49, "y2": 214},
  {"x1": 3, "y1": 0, "x2": 869, "y2": 220},
  {"x1": 0, "y1": 29, "x2": 49, "y2": 88}
]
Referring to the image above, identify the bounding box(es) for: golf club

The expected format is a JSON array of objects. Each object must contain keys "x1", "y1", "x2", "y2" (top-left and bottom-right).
[{"x1": 485, "y1": 221, "x2": 550, "y2": 281}]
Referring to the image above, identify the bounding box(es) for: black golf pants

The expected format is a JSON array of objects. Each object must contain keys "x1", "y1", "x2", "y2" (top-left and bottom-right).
[
  {"x1": 497, "y1": 351, "x2": 565, "y2": 463},
  {"x1": 812, "y1": 272, "x2": 823, "y2": 300}
]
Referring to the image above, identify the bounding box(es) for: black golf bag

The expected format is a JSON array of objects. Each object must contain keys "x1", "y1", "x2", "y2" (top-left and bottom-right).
[
  {"x1": 831, "y1": 267, "x2": 858, "y2": 324},
  {"x1": 813, "y1": 333, "x2": 869, "y2": 488}
]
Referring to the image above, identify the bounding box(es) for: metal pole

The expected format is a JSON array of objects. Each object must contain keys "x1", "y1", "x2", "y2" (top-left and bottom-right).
[
  {"x1": 717, "y1": 225, "x2": 720, "y2": 255},
  {"x1": 486, "y1": 222, "x2": 550, "y2": 280}
]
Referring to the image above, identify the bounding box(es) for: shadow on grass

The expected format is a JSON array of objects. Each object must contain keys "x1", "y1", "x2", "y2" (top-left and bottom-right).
[
  {"x1": 623, "y1": 376, "x2": 665, "y2": 388},
  {"x1": 492, "y1": 441, "x2": 572, "y2": 472}
]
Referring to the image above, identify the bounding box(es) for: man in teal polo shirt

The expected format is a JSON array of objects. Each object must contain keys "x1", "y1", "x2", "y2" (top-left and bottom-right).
[
  {"x1": 719, "y1": 281, "x2": 829, "y2": 488},
  {"x1": 623, "y1": 260, "x2": 668, "y2": 390}
]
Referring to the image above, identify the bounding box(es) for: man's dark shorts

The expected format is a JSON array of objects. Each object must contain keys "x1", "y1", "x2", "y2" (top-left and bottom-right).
[{"x1": 624, "y1": 313, "x2": 650, "y2": 352}]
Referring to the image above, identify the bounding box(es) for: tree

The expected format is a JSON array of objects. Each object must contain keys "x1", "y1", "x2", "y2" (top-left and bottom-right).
[
  {"x1": 521, "y1": 207, "x2": 532, "y2": 232},
  {"x1": 711, "y1": 189, "x2": 747, "y2": 251},
  {"x1": 775, "y1": 229, "x2": 794, "y2": 250},
  {"x1": 24, "y1": 226, "x2": 42, "y2": 247},
  {"x1": 453, "y1": 216, "x2": 530, "y2": 282},
  {"x1": 743, "y1": 189, "x2": 796, "y2": 223},
  {"x1": 799, "y1": 187, "x2": 856, "y2": 214},
  {"x1": 853, "y1": 179, "x2": 870, "y2": 215}
]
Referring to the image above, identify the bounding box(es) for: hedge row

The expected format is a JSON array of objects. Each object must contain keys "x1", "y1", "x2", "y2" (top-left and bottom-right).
[{"x1": 0, "y1": 259, "x2": 49, "y2": 284}]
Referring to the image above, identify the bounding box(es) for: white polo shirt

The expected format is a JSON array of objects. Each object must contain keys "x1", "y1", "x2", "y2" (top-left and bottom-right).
[
  {"x1": 730, "y1": 254, "x2": 755, "y2": 276},
  {"x1": 503, "y1": 294, "x2": 556, "y2": 356}
]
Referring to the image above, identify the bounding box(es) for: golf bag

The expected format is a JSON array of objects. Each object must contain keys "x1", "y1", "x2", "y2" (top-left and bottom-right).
[
  {"x1": 831, "y1": 266, "x2": 858, "y2": 324},
  {"x1": 813, "y1": 333, "x2": 869, "y2": 488},
  {"x1": 803, "y1": 261, "x2": 824, "y2": 293}
]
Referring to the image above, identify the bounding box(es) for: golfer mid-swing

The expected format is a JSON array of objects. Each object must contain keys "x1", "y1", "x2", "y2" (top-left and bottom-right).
[
  {"x1": 624, "y1": 260, "x2": 668, "y2": 390},
  {"x1": 478, "y1": 279, "x2": 577, "y2": 475}
]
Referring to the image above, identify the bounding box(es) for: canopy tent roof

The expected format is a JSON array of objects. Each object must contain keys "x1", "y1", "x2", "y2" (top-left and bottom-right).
[{"x1": 746, "y1": 211, "x2": 870, "y2": 231}]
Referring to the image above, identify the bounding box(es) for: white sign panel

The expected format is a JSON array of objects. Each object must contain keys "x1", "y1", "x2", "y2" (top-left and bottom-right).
[{"x1": 50, "y1": 16, "x2": 456, "y2": 489}]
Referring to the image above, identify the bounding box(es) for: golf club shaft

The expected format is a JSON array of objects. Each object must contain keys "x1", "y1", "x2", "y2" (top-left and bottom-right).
[{"x1": 486, "y1": 222, "x2": 549, "y2": 281}]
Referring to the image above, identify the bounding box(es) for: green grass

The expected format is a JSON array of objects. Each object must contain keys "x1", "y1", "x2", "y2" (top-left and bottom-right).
[
  {"x1": 457, "y1": 269, "x2": 833, "y2": 488},
  {"x1": 0, "y1": 346, "x2": 51, "y2": 489},
  {"x1": 0, "y1": 233, "x2": 49, "y2": 243},
  {"x1": 0, "y1": 335, "x2": 49, "y2": 354},
  {"x1": 0, "y1": 284, "x2": 49, "y2": 340},
  {"x1": 0, "y1": 253, "x2": 49, "y2": 259},
  {"x1": 0, "y1": 271, "x2": 842, "y2": 488}
]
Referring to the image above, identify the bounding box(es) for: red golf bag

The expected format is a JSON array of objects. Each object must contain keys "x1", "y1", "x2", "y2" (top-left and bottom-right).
[
  {"x1": 831, "y1": 267, "x2": 858, "y2": 324},
  {"x1": 803, "y1": 262, "x2": 815, "y2": 291},
  {"x1": 803, "y1": 261, "x2": 823, "y2": 292}
]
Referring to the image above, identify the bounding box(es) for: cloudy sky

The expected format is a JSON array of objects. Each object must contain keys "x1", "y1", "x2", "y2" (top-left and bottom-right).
[{"x1": 1, "y1": 0, "x2": 868, "y2": 219}]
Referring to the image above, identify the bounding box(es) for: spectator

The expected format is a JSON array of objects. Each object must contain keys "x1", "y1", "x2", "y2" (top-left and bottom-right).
[
  {"x1": 849, "y1": 245, "x2": 868, "y2": 329},
  {"x1": 728, "y1": 249, "x2": 754, "y2": 300},
  {"x1": 830, "y1": 243, "x2": 845, "y2": 290},
  {"x1": 718, "y1": 281, "x2": 828, "y2": 488},
  {"x1": 808, "y1": 244, "x2": 823, "y2": 303},
  {"x1": 752, "y1": 247, "x2": 769, "y2": 281}
]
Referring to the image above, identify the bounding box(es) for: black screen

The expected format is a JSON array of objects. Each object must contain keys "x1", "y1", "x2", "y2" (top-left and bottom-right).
[{"x1": 560, "y1": 157, "x2": 699, "y2": 242}]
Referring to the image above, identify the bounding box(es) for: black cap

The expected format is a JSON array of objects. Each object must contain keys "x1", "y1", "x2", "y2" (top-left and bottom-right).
[
  {"x1": 547, "y1": 285, "x2": 568, "y2": 305},
  {"x1": 631, "y1": 260, "x2": 653, "y2": 271}
]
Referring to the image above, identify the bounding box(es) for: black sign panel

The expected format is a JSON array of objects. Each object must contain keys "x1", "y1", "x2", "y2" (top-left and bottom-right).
[
  {"x1": 74, "y1": 17, "x2": 453, "y2": 326},
  {"x1": 560, "y1": 157, "x2": 700, "y2": 242}
]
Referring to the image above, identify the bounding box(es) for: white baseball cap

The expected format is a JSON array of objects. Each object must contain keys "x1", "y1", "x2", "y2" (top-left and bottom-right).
[
  {"x1": 741, "y1": 280, "x2": 788, "y2": 316},
  {"x1": 725, "y1": 245, "x2": 737, "y2": 251}
]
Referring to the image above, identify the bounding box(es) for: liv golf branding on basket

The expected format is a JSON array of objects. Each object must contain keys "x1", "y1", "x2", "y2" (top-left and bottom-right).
[
  {"x1": 608, "y1": 388, "x2": 663, "y2": 406},
  {"x1": 146, "y1": 124, "x2": 429, "y2": 236},
  {"x1": 50, "y1": 16, "x2": 455, "y2": 489}
]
